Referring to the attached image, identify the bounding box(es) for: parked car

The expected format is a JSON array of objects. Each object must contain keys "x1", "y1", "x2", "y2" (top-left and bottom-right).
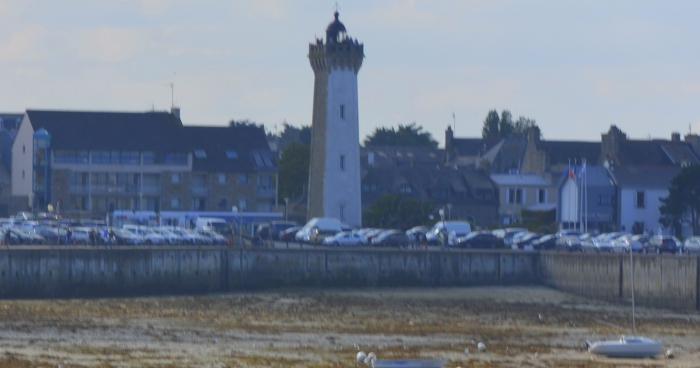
[
  {"x1": 269, "y1": 221, "x2": 298, "y2": 240},
  {"x1": 279, "y1": 226, "x2": 302, "y2": 242},
  {"x1": 112, "y1": 228, "x2": 142, "y2": 245},
  {"x1": 649, "y1": 235, "x2": 681, "y2": 254},
  {"x1": 371, "y1": 230, "x2": 409, "y2": 247},
  {"x1": 70, "y1": 227, "x2": 92, "y2": 245},
  {"x1": 426, "y1": 221, "x2": 471, "y2": 246},
  {"x1": 684, "y1": 237, "x2": 700, "y2": 254},
  {"x1": 322, "y1": 231, "x2": 365, "y2": 246},
  {"x1": 512, "y1": 232, "x2": 540, "y2": 250},
  {"x1": 455, "y1": 231, "x2": 502, "y2": 249},
  {"x1": 406, "y1": 226, "x2": 429, "y2": 244},
  {"x1": 532, "y1": 234, "x2": 557, "y2": 251},
  {"x1": 197, "y1": 230, "x2": 228, "y2": 245},
  {"x1": 295, "y1": 217, "x2": 344, "y2": 243},
  {"x1": 503, "y1": 229, "x2": 529, "y2": 248},
  {"x1": 613, "y1": 235, "x2": 643, "y2": 253}
]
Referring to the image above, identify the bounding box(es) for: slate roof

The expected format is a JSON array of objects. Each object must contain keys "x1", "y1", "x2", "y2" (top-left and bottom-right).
[
  {"x1": 183, "y1": 125, "x2": 275, "y2": 173},
  {"x1": 452, "y1": 137, "x2": 487, "y2": 157},
  {"x1": 0, "y1": 114, "x2": 23, "y2": 132},
  {"x1": 26, "y1": 110, "x2": 185, "y2": 152},
  {"x1": 608, "y1": 165, "x2": 680, "y2": 189},
  {"x1": 482, "y1": 135, "x2": 527, "y2": 173},
  {"x1": 361, "y1": 146, "x2": 443, "y2": 168},
  {"x1": 540, "y1": 140, "x2": 601, "y2": 165},
  {"x1": 362, "y1": 165, "x2": 497, "y2": 206},
  {"x1": 490, "y1": 173, "x2": 550, "y2": 187}
]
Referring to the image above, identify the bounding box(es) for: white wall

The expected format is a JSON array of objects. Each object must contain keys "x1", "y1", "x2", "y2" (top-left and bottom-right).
[
  {"x1": 322, "y1": 68, "x2": 361, "y2": 227},
  {"x1": 560, "y1": 178, "x2": 579, "y2": 223},
  {"x1": 11, "y1": 114, "x2": 33, "y2": 203},
  {"x1": 619, "y1": 188, "x2": 667, "y2": 234}
]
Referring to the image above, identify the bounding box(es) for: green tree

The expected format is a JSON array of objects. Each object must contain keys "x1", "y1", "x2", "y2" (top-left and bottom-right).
[
  {"x1": 482, "y1": 109, "x2": 539, "y2": 142},
  {"x1": 481, "y1": 110, "x2": 501, "y2": 142},
  {"x1": 277, "y1": 143, "x2": 310, "y2": 202},
  {"x1": 364, "y1": 123, "x2": 438, "y2": 148},
  {"x1": 363, "y1": 194, "x2": 434, "y2": 229},
  {"x1": 660, "y1": 166, "x2": 700, "y2": 236}
]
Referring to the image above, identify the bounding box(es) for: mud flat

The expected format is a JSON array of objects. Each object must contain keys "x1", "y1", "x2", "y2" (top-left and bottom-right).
[{"x1": 0, "y1": 286, "x2": 697, "y2": 367}]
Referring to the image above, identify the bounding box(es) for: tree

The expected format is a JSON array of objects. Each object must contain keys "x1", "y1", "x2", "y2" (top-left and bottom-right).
[
  {"x1": 481, "y1": 109, "x2": 539, "y2": 142},
  {"x1": 277, "y1": 143, "x2": 310, "y2": 202},
  {"x1": 481, "y1": 110, "x2": 500, "y2": 142},
  {"x1": 364, "y1": 123, "x2": 438, "y2": 148},
  {"x1": 660, "y1": 166, "x2": 700, "y2": 236},
  {"x1": 363, "y1": 194, "x2": 434, "y2": 229},
  {"x1": 229, "y1": 119, "x2": 263, "y2": 129}
]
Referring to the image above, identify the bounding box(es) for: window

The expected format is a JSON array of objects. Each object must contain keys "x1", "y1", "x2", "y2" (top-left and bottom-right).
[
  {"x1": 194, "y1": 149, "x2": 206, "y2": 159},
  {"x1": 141, "y1": 151, "x2": 155, "y2": 165},
  {"x1": 218, "y1": 173, "x2": 227, "y2": 185},
  {"x1": 218, "y1": 198, "x2": 228, "y2": 210},
  {"x1": 21, "y1": 170, "x2": 25, "y2": 179},
  {"x1": 399, "y1": 183, "x2": 412, "y2": 194},
  {"x1": 238, "y1": 199, "x2": 247, "y2": 211},
  {"x1": 538, "y1": 189, "x2": 546, "y2": 204},
  {"x1": 339, "y1": 204, "x2": 345, "y2": 221},
  {"x1": 22, "y1": 145, "x2": 25, "y2": 154},
  {"x1": 238, "y1": 174, "x2": 249, "y2": 185},
  {"x1": 340, "y1": 104, "x2": 345, "y2": 120},
  {"x1": 226, "y1": 150, "x2": 238, "y2": 159},
  {"x1": 164, "y1": 153, "x2": 187, "y2": 165},
  {"x1": 508, "y1": 188, "x2": 523, "y2": 204},
  {"x1": 170, "y1": 198, "x2": 180, "y2": 209},
  {"x1": 636, "y1": 191, "x2": 645, "y2": 209},
  {"x1": 171, "y1": 173, "x2": 180, "y2": 184},
  {"x1": 340, "y1": 155, "x2": 345, "y2": 171},
  {"x1": 91, "y1": 151, "x2": 110, "y2": 164},
  {"x1": 120, "y1": 151, "x2": 140, "y2": 165}
]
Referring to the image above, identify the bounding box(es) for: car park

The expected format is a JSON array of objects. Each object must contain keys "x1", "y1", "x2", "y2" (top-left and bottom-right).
[
  {"x1": 532, "y1": 234, "x2": 557, "y2": 251},
  {"x1": 322, "y1": 231, "x2": 365, "y2": 246},
  {"x1": 405, "y1": 226, "x2": 429, "y2": 244},
  {"x1": 683, "y1": 237, "x2": 700, "y2": 254},
  {"x1": 371, "y1": 230, "x2": 409, "y2": 247},
  {"x1": 512, "y1": 232, "x2": 540, "y2": 250},
  {"x1": 649, "y1": 235, "x2": 681, "y2": 254},
  {"x1": 426, "y1": 221, "x2": 471, "y2": 246},
  {"x1": 455, "y1": 231, "x2": 503, "y2": 249},
  {"x1": 279, "y1": 226, "x2": 302, "y2": 242}
]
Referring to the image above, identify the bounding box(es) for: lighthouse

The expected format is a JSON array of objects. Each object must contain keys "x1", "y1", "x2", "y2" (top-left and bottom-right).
[{"x1": 307, "y1": 11, "x2": 364, "y2": 227}]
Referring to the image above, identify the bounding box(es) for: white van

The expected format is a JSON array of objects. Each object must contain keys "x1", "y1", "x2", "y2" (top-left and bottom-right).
[
  {"x1": 426, "y1": 221, "x2": 472, "y2": 246},
  {"x1": 295, "y1": 217, "x2": 344, "y2": 243},
  {"x1": 195, "y1": 217, "x2": 230, "y2": 234}
]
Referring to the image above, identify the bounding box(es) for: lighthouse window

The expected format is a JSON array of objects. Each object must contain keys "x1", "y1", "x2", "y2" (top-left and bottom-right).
[
  {"x1": 339, "y1": 155, "x2": 345, "y2": 171},
  {"x1": 340, "y1": 104, "x2": 345, "y2": 120}
]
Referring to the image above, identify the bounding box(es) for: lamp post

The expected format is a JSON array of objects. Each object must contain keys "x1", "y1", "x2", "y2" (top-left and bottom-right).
[{"x1": 284, "y1": 197, "x2": 289, "y2": 221}]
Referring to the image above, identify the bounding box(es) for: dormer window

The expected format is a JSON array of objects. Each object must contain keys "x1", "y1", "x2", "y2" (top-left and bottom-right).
[
  {"x1": 226, "y1": 150, "x2": 238, "y2": 159},
  {"x1": 194, "y1": 149, "x2": 206, "y2": 159}
]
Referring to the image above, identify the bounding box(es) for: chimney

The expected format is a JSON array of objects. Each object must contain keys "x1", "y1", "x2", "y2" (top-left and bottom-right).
[
  {"x1": 171, "y1": 107, "x2": 181, "y2": 119},
  {"x1": 671, "y1": 132, "x2": 680, "y2": 142},
  {"x1": 445, "y1": 125, "x2": 454, "y2": 163}
]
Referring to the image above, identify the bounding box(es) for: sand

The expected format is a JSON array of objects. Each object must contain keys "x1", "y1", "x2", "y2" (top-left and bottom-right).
[{"x1": 0, "y1": 286, "x2": 697, "y2": 367}]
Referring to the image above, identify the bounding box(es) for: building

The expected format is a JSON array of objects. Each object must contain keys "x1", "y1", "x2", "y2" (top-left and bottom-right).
[
  {"x1": 557, "y1": 165, "x2": 616, "y2": 232},
  {"x1": 307, "y1": 11, "x2": 364, "y2": 226},
  {"x1": 362, "y1": 165, "x2": 499, "y2": 228},
  {"x1": 182, "y1": 125, "x2": 277, "y2": 212},
  {"x1": 489, "y1": 173, "x2": 557, "y2": 226},
  {"x1": 11, "y1": 109, "x2": 277, "y2": 218},
  {"x1": 0, "y1": 114, "x2": 27, "y2": 215}
]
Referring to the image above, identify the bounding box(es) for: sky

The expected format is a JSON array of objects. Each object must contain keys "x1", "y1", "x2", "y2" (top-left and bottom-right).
[{"x1": 1, "y1": 0, "x2": 699, "y2": 146}]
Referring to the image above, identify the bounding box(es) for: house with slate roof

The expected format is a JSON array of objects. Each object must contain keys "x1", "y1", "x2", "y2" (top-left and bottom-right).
[{"x1": 11, "y1": 109, "x2": 277, "y2": 218}]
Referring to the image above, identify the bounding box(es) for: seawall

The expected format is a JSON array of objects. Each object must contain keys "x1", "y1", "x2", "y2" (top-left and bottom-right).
[
  {"x1": 0, "y1": 247, "x2": 538, "y2": 298},
  {"x1": 1, "y1": 247, "x2": 697, "y2": 311}
]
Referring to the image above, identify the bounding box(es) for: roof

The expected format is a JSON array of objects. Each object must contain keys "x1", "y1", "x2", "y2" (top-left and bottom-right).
[
  {"x1": 0, "y1": 114, "x2": 23, "y2": 132},
  {"x1": 362, "y1": 146, "x2": 443, "y2": 168},
  {"x1": 451, "y1": 137, "x2": 486, "y2": 157},
  {"x1": 490, "y1": 173, "x2": 550, "y2": 186},
  {"x1": 26, "y1": 110, "x2": 185, "y2": 152},
  {"x1": 539, "y1": 140, "x2": 601, "y2": 165},
  {"x1": 555, "y1": 165, "x2": 615, "y2": 188},
  {"x1": 183, "y1": 125, "x2": 275, "y2": 173},
  {"x1": 326, "y1": 11, "x2": 347, "y2": 43},
  {"x1": 608, "y1": 139, "x2": 699, "y2": 166},
  {"x1": 483, "y1": 135, "x2": 527, "y2": 173},
  {"x1": 609, "y1": 165, "x2": 680, "y2": 189}
]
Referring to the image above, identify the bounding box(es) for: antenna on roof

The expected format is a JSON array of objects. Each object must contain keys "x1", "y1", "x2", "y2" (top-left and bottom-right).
[
  {"x1": 170, "y1": 82, "x2": 175, "y2": 109},
  {"x1": 452, "y1": 112, "x2": 456, "y2": 132}
]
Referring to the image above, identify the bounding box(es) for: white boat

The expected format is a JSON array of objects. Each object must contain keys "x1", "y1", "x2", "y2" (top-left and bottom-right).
[
  {"x1": 587, "y1": 336, "x2": 662, "y2": 358},
  {"x1": 372, "y1": 360, "x2": 444, "y2": 368}
]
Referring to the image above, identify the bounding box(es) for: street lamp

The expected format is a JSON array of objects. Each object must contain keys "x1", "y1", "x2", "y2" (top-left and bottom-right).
[{"x1": 284, "y1": 197, "x2": 289, "y2": 221}]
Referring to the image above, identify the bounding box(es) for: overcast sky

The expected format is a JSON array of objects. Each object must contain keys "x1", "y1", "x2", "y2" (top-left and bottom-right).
[{"x1": 1, "y1": 0, "x2": 699, "y2": 145}]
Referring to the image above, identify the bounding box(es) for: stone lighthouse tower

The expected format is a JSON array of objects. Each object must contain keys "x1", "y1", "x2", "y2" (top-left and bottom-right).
[{"x1": 307, "y1": 11, "x2": 364, "y2": 226}]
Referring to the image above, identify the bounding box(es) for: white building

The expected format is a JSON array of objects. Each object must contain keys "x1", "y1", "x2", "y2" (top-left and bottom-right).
[
  {"x1": 609, "y1": 165, "x2": 679, "y2": 235},
  {"x1": 307, "y1": 11, "x2": 364, "y2": 227}
]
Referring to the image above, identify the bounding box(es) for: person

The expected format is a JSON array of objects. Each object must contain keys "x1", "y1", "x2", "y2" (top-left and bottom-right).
[{"x1": 66, "y1": 228, "x2": 72, "y2": 245}]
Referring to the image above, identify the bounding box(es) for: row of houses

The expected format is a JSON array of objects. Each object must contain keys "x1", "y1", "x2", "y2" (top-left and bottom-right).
[
  {"x1": 361, "y1": 125, "x2": 700, "y2": 235},
  {"x1": 0, "y1": 108, "x2": 278, "y2": 218}
]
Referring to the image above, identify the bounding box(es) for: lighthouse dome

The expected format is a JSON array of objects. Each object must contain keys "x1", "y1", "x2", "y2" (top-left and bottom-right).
[{"x1": 326, "y1": 11, "x2": 347, "y2": 44}]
